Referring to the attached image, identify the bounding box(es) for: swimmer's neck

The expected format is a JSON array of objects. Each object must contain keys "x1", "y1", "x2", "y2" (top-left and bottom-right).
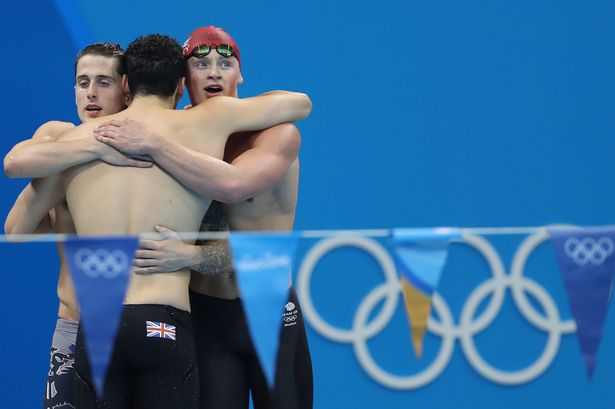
[{"x1": 128, "y1": 94, "x2": 177, "y2": 110}]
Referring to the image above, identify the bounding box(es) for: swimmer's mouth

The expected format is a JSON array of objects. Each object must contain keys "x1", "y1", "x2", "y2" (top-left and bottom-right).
[
  {"x1": 204, "y1": 84, "x2": 223, "y2": 94},
  {"x1": 85, "y1": 104, "x2": 102, "y2": 112}
]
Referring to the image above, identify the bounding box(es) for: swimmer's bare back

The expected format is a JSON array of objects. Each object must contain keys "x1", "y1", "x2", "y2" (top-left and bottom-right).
[{"x1": 60, "y1": 93, "x2": 310, "y2": 311}]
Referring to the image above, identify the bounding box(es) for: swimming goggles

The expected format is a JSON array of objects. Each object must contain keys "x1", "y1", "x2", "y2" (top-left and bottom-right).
[{"x1": 187, "y1": 44, "x2": 237, "y2": 59}]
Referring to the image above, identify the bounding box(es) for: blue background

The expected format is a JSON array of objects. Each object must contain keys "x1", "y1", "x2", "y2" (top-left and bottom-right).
[{"x1": 1, "y1": 0, "x2": 614, "y2": 408}]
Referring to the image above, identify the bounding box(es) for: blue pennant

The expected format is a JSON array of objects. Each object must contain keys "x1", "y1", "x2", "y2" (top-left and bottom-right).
[
  {"x1": 229, "y1": 233, "x2": 299, "y2": 389},
  {"x1": 63, "y1": 236, "x2": 138, "y2": 398},
  {"x1": 391, "y1": 228, "x2": 461, "y2": 293},
  {"x1": 390, "y1": 228, "x2": 460, "y2": 357},
  {"x1": 549, "y1": 227, "x2": 615, "y2": 379}
]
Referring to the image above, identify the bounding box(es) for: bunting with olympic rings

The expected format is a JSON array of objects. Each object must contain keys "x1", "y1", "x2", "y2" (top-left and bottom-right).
[
  {"x1": 390, "y1": 228, "x2": 461, "y2": 358},
  {"x1": 549, "y1": 226, "x2": 615, "y2": 379},
  {"x1": 63, "y1": 236, "x2": 139, "y2": 398},
  {"x1": 18, "y1": 223, "x2": 615, "y2": 393}
]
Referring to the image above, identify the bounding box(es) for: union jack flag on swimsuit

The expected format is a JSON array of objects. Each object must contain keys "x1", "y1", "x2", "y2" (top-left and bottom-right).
[{"x1": 146, "y1": 321, "x2": 176, "y2": 340}]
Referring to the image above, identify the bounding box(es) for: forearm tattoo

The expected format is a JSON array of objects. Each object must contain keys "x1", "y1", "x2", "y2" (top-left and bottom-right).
[
  {"x1": 195, "y1": 240, "x2": 233, "y2": 276},
  {"x1": 193, "y1": 201, "x2": 234, "y2": 275}
]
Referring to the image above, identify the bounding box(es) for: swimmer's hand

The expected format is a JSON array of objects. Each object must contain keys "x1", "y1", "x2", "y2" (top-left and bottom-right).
[
  {"x1": 94, "y1": 119, "x2": 159, "y2": 156},
  {"x1": 97, "y1": 142, "x2": 153, "y2": 168},
  {"x1": 133, "y1": 225, "x2": 200, "y2": 275}
]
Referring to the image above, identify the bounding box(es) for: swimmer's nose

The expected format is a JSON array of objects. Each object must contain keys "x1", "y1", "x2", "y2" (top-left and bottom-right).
[
  {"x1": 207, "y1": 66, "x2": 222, "y2": 80},
  {"x1": 87, "y1": 83, "x2": 97, "y2": 100}
]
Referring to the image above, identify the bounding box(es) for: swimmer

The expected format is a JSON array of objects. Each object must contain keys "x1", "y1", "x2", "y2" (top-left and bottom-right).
[
  {"x1": 94, "y1": 27, "x2": 313, "y2": 409},
  {"x1": 3, "y1": 42, "x2": 144, "y2": 409}
]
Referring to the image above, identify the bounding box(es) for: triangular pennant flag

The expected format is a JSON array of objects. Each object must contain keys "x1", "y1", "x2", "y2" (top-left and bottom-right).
[
  {"x1": 391, "y1": 228, "x2": 460, "y2": 358},
  {"x1": 63, "y1": 236, "x2": 138, "y2": 398},
  {"x1": 229, "y1": 233, "x2": 299, "y2": 389},
  {"x1": 549, "y1": 227, "x2": 615, "y2": 379}
]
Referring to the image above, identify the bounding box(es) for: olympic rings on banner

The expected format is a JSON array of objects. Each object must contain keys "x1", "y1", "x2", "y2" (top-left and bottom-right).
[
  {"x1": 73, "y1": 248, "x2": 129, "y2": 279},
  {"x1": 297, "y1": 230, "x2": 576, "y2": 389},
  {"x1": 564, "y1": 237, "x2": 614, "y2": 266}
]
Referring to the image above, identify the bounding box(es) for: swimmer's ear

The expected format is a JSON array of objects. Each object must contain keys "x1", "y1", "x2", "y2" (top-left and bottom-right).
[
  {"x1": 174, "y1": 77, "x2": 185, "y2": 105},
  {"x1": 121, "y1": 75, "x2": 129, "y2": 96},
  {"x1": 238, "y1": 71, "x2": 244, "y2": 85},
  {"x1": 121, "y1": 75, "x2": 132, "y2": 106}
]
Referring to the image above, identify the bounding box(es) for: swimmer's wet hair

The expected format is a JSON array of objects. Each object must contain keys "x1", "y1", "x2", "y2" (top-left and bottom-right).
[
  {"x1": 124, "y1": 34, "x2": 186, "y2": 99},
  {"x1": 75, "y1": 42, "x2": 126, "y2": 77}
]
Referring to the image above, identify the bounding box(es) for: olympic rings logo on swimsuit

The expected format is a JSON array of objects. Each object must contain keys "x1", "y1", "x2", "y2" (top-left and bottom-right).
[
  {"x1": 73, "y1": 248, "x2": 130, "y2": 279},
  {"x1": 284, "y1": 316, "x2": 298, "y2": 323},
  {"x1": 297, "y1": 231, "x2": 577, "y2": 390},
  {"x1": 564, "y1": 237, "x2": 614, "y2": 266}
]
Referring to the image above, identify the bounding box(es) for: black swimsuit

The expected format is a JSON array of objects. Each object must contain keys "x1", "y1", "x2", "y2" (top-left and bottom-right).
[{"x1": 72, "y1": 304, "x2": 199, "y2": 409}]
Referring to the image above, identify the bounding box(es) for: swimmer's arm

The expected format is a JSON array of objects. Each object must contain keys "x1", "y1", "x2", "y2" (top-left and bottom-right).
[
  {"x1": 4, "y1": 127, "x2": 151, "y2": 179},
  {"x1": 191, "y1": 239, "x2": 234, "y2": 276},
  {"x1": 4, "y1": 121, "x2": 73, "y2": 237},
  {"x1": 143, "y1": 123, "x2": 299, "y2": 202},
  {"x1": 134, "y1": 225, "x2": 203, "y2": 274},
  {"x1": 193, "y1": 91, "x2": 312, "y2": 135},
  {"x1": 133, "y1": 229, "x2": 232, "y2": 275},
  {"x1": 4, "y1": 138, "x2": 103, "y2": 178},
  {"x1": 95, "y1": 121, "x2": 300, "y2": 203},
  {"x1": 4, "y1": 175, "x2": 64, "y2": 236},
  {"x1": 4, "y1": 121, "x2": 75, "y2": 177},
  {"x1": 191, "y1": 203, "x2": 233, "y2": 275},
  {"x1": 216, "y1": 123, "x2": 300, "y2": 202},
  {"x1": 134, "y1": 203, "x2": 233, "y2": 275}
]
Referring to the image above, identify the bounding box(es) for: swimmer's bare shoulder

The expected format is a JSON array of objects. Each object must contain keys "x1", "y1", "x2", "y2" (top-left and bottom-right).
[
  {"x1": 5, "y1": 120, "x2": 75, "y2": 157},
  {"x1": 5, "y1": 113, "x2": 153, "y2": 181},
  {"x1": 32, "y1": 120, "x2": 76, "y2": 141},
  {"x1": 54, "y1": 117, "x2": 108, "y2": 142},
  {"x1": 3, "y1": 121, "x2": 75, "y2": 178},
  {"x1": 179, "y1": 96, "x2": 237, "y2": 137},
  {"x1": 3, "y1": 121, "x2": 77, "y2": 237},
  {"x1": 249, "y1": 122, "x2": 300, "y2": 157},
  {"x1": 183, "y1": 92, "x2": 311, "y2": 137}
]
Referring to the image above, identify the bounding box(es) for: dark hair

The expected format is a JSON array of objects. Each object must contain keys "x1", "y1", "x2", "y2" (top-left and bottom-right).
[
  {"x1": 124, "y1": 34, "x2": 186, "y2": 99},
  {"x1": 74, "y1": 42, "x2": 125, "y2": 76}
]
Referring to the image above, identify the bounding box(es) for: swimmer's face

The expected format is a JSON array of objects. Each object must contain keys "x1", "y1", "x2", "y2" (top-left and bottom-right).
[
  {"x1": 186, "y1": 50, "x2": 243, "y2": 106},
  {"x1": 75, "y1": 55, "x2": 127, "y2": 122}
]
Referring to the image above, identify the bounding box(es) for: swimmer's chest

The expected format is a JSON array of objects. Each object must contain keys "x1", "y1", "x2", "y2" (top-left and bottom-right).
[
  {"x1": 225, "y1": 192, "x2": 296, "y2": 231},
  {"x1": 224, "y1": 160, "x2": 299, "y2": 225}
]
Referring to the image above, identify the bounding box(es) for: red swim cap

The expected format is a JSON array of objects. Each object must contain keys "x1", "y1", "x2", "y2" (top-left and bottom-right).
[{"x1": 183, "y1": 26, "x2": 241, "y2": 66}]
